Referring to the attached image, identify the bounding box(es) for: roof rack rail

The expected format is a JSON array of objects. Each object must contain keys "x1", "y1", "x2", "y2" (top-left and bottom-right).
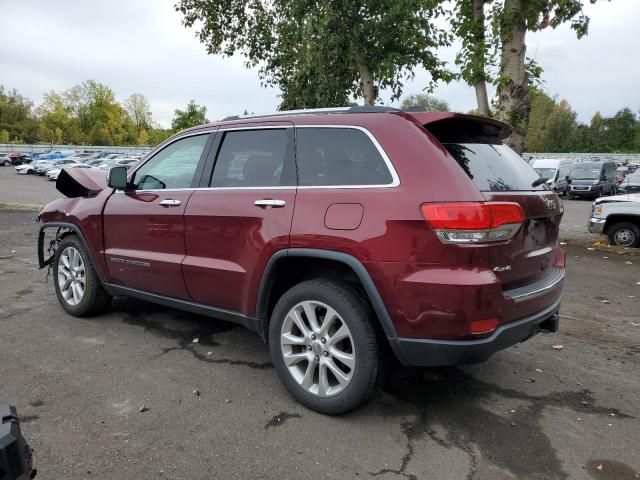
[
  {"x1": 218, "y1": 105, "x2": 401, "y2": 122},
  {"x1": 348, "y1": 106, "x2": 400, "y2": 113}
]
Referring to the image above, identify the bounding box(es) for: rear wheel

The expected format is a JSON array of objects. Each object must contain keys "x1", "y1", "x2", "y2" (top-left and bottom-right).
[
  {"x1": 2, "y1": 160, "x2": 10, "y2": 166},
  {"x1": 53, "y1": 235, "x2": 111, "y2": 316},
  {"x1": 269, "y1": 279, "x2": 383, "y2": 414},
  {"x1": 608, "y1": 222, "x2": 640, "y2": 248}
]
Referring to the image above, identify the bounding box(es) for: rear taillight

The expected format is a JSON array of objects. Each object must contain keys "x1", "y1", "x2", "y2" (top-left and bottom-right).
[{"x1": 421, "y1": 202, "x2": 525, "y2": 244}]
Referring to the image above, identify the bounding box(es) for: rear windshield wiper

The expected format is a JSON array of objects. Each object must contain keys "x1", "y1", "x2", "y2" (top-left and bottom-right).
[{"x1": 531, "y1": 177, "x2": 548, "y2": 187}]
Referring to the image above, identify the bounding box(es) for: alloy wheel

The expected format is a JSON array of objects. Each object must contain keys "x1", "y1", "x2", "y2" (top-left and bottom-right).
[
  {"x1": 57, "y1": 246, "x2": 86, "y2": 306},
  {"x1": 280, "y1": 300, "x2": 356, "y2": 397}
]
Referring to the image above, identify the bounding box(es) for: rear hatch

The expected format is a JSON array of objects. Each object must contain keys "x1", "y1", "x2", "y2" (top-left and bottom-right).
[{"x1": 419, "y1": 114, "x2": 563, "y2": 290}]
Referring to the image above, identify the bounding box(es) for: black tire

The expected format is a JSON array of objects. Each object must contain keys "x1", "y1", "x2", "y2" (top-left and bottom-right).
[
  {"x1": 2, "y1": 160, "x2": 10, "y2": 167},
  {"x1": 269, "y1": 279, "x2": 383, "y2": 415},
  {"x1": 607, "y1": 222, "x2": 640, "y2": 248},
  {"x1": 53, "y1": 235, "x2": 111, "y2": 316}
]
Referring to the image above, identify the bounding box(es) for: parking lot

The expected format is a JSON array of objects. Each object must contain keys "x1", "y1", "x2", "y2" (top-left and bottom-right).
[{"x1": 1, "y1": 167, "x2": 639, "y2": 479}]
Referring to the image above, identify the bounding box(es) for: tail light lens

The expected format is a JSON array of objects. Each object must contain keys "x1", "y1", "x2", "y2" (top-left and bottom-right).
[{"x1": 421, "y1": 202, "x2": 525, "y2": 244}]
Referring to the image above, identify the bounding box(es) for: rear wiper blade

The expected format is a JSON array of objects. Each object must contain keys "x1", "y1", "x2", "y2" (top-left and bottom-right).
[{"x1": 531, "y1": 177, "x2": 549, "y2": 187}]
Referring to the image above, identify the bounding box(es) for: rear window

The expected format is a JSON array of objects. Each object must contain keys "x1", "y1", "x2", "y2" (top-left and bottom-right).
[{"x1": 443, "y1": 143, "x2": 545, "y2": 192}]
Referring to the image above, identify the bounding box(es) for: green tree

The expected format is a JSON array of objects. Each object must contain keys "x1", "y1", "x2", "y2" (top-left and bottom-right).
[
  {"x1": 542, "y1": 99, "x2": 578, "y2": 152},
  {"x1": 492, "y1": 0, "x2": 594, "y2": 154},
  {"x1": 606, "y1": 108, "x2": 637, "y2": 152},
  {"x1": 0, "y1": 86, "x2": 38, "y2": 142},
  {"x1": 0, "y1": 129, "x2": 9, "y2": 144},
  {"x1": 171, "y1": 100, "x2": 208, "y2": 132},
  {"x1": 451, "y1": 0, "x2": 493, "y2": 116},
  {"x1": 588, "y1": 112, "x2": 608, "y2": 152},
  {"x1": 450, "y1": 1, "x2": 598, "y2": 152},
  {"x1": 124, "y1": 93, "x2": 152, "y2": 133},
  {"x1": 524, "y1": 88, "x2": 555, "y2": 152},
  {"x1": 176, "y1": 0, "x2": 452, "y2": 107},
  {"x1": 400, "y1": 93, "x2": 450, "y2": 112}
]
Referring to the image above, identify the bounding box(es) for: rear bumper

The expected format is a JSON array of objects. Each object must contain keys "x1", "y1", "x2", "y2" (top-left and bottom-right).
[
  {"x1": 588, "y1": 217, "x2": 606, "y2": 234},
  {"x1": 389, "y1": 298, "x2": 561, "y2": 367}
]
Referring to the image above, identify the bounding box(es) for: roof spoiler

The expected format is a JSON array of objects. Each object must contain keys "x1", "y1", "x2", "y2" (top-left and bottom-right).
[{"x1": 409, "y1": 112, "x2": 513, "y2": 143}]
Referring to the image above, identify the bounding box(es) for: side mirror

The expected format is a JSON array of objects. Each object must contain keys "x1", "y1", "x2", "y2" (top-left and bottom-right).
[
  {"x1": 565, "y1": 176, "x2": 571, "y2": 184},
  {"x1": 107, "y1": 166, "x2": 128, "y2": 190}
]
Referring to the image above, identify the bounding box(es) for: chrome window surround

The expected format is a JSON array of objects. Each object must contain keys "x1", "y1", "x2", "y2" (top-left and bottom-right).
[{"x1": 122, "y1": 124, "x2": 400, "y2": 193}]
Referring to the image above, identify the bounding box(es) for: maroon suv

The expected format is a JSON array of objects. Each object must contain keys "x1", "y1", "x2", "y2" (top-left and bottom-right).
[{"x1": 37, "y1": 107, "x2": 565, "y2": 414}]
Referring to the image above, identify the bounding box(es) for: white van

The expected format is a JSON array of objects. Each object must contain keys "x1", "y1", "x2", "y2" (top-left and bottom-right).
[{"x1": 531, "y1": 158, "x2": 575, "y2": 195}]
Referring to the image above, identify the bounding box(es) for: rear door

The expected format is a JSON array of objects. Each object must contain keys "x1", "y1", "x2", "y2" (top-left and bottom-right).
[
  {"x1": 103, "y1": 132, "x2": 214, "y2": 299},
  {"x1": 441, "y1": 143, "x2": 563, "y2": 289},
  {"x1": 182, "y1": 124, "x2": 296, "y2": 315}
]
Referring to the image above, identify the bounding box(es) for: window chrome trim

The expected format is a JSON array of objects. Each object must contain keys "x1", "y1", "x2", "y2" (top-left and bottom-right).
[
  {"x1": 294, "y1": 125, "x2": 400, "y2": 189},
  {"x1": 123, "y1": 124, "x2": 400, "y2": 192}
]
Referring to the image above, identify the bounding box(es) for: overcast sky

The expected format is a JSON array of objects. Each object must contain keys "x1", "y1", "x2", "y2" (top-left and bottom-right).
[{"x1": 1, "y1": 0, "x2": 638, "y2": 127}]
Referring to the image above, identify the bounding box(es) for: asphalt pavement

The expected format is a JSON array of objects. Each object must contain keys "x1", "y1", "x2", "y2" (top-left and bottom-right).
[{"x1": 1, "y1": 168, "x2": 639, "y2": 479}]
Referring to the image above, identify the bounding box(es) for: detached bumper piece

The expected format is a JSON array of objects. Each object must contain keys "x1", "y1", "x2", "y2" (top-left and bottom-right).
[
  {"x1": 390, "y1": 299, "x2": 561, "y2": 367},
  {"x1": 0, "y1": 406, "x2": 37, "y2": 480}
]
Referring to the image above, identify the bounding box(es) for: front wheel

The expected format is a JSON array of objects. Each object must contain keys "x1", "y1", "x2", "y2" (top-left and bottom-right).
[
  {"x1": 2, "y1": 160, "x2": 10, "y2": 167},
  {"x1": 269, "y1": 279, "x2": 383, "y2": 414},
  {"x1": 53, "y1": 235, "x2": 112, "y2": 316},
  {"x1": 608, "y1": 222, "x2": 640, "y2": 248}
]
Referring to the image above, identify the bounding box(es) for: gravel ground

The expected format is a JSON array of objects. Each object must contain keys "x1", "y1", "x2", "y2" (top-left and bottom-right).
[{"x1": 1, "y1": 208, "x2": 639, "y2": 480}]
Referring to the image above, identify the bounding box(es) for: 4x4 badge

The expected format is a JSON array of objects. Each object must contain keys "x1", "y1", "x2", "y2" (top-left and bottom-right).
[{"x1": 493, "y1": 265, "x2": 512, "y2": 272}]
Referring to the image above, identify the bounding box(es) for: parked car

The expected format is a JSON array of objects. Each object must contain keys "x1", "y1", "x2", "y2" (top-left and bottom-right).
[
  {"x1": 16, "y1": 162, "x2": 40, "y2": 174},
  {"x1": 1, "y1": 152, "x2": 30, "y2": 166},
  {"x1": 619, "y1": 172, "x2": 640, "y2": 194},
  {"x1": 531, "y1": 158, "x2": 574, "y2": 195},
  {"x1": 588, "y1": 193, "x2": 640, "y2": 247},
  {"x1": 46, "y1": 163, "x2": 94, "y2": 181},
  {"x1": 37, "y1": 107, "x2": 565, "y2": 414},
  {"x1": 35, "y1": 158, "x2": 81, "y2": 175},
  {"x1": 567, "y1": 161, "x2": 618, "y2": 199}
]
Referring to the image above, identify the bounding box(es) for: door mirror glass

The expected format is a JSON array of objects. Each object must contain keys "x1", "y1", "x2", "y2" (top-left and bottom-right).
[{"x1": 107, "y1": 166, "x2": 128, "y2": 190}]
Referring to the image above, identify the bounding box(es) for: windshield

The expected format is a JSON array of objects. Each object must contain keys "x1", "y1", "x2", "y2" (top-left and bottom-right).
[
  {"x1": 443, "y1": 143, "x2": 546, "y2": 191},
  {"x1": 534, "y1": 168, "x2": 557, "y2": 180},
  {"x1": 570, "y1": 164, "x2": 601, "y2": 180}
]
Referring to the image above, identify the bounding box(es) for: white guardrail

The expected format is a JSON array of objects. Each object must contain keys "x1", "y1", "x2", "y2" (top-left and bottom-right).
[
  {"x1": 0, "y1": 144, "x2": 153, "y2": 154},
  {"x1": 525, "y1": 152, "x2": 640, "y2": 163}
]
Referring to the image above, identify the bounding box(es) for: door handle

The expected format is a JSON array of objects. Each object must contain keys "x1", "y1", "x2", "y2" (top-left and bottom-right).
[
  {"x1": 158, "y1": 199, "x2": 182, "y2": 207},
  {"x1": 254, "y1": 199, "x2": 286, "y2": 208}
]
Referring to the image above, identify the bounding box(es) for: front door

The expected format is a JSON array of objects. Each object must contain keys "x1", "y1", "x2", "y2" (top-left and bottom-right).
[
  {"x1": 183, "y1": 124, "x2": 296, "y2": 315},
  {"x1": 103, "y1": 132, "x2": 213, "y2": 299}
]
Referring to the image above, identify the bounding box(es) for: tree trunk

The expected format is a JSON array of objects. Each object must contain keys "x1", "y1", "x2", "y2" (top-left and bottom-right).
[
  {"x1": 358, "y1": 62, "x2": 376, "y2": 105},
  {"x1": 496, "y1": 0, "x2": 529, "y2": 154},
  {"x1": 474, "y1": 80, "x2": 490, "y2": 117},
  {"x1": 472, "y1": 0, "x2": 490, "y2": 116}
]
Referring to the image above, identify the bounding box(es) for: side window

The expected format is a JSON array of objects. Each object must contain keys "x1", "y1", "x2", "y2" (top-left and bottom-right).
[
  {"x1": 296, "y1": 127, "x2": 393, "y2": 186},
  {"x1": 210, "y1": 129, "x2": 291, "y2": 187},
  {"x1": 132, "y1": 134, "x2": 209, "y2": 190}
]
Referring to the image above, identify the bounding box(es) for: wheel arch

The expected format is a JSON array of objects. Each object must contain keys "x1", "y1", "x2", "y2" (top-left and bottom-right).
[
  {"x1": 38, "y1": 222, "x2": 107, "y2": 282},
  {"x1": 603, "y1": 215, "x2": 640, "y2": 234},
  {"x1": 256, "y1": 249, "x2": 398, "y2": 343}
]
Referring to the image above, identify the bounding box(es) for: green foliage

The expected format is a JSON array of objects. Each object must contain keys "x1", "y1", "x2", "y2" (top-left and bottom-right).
[
  {"x1": 525, "y1": 89, "x2": 640, "y2": 153},
  {"x1": 125, "y1": 94, "x2": 153, "y2": 133},
  {"x1": 171, "y1": 100, "x2": 209, "y2": 132},
  {"x1": 176, "y1": 0, "x2": 453, "y2": 107},
  {"x1": 0, "y1": 83, "x2": 170, "y2": 146},
  {"x1": 400, "y1": 93, "x2": 449, "y2": 112},
  {"x1": 0, "y1": 86, "x2": 38, "y2": 143}
]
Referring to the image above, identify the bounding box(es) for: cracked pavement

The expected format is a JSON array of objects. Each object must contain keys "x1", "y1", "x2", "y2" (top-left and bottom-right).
[{"x1": 1, "y1": 206, "x2": 639, "y2": 479}]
